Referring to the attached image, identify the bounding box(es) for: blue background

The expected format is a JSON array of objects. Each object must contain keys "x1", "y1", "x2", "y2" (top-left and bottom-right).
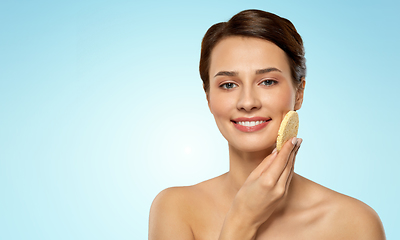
[{"x1": 1, "y1": 0, "x2": 399, "y2": 239}]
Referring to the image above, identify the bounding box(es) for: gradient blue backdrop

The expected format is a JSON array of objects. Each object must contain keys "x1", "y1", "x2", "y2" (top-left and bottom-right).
[{"x1": 1, "y1": 0, "x2": 399, "y2": 239}]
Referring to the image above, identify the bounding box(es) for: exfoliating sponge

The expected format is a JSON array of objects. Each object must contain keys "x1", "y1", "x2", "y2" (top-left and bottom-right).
[{"x1": 276, "y1": 111, "x2": 299, "y2": 151}]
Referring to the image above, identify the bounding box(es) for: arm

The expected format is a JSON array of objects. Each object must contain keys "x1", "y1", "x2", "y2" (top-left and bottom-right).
[
  {"x1": 149, "y1": 138, "x2": 301, "y2": 240},
  {"x1": 219, "y1": 138, "x2": 302, "y2": 240},
  {"x1": 149, "y1": 188, "x2": 194, "y2": 240}
]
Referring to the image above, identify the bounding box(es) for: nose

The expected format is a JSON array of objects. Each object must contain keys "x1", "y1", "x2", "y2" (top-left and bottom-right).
[{"x1": 236, "y1": 86, "x2": 261, "y2": 112}]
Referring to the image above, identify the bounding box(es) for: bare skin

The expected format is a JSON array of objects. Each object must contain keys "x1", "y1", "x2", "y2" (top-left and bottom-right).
[{"x1": 149, "y1": 37, "x2": 385, "y2": 240}]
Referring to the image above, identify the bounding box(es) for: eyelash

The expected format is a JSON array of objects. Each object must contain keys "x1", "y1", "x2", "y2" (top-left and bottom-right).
[
  {"x1": 219, "y1": 82, "x2": 238, "y2": 89},
  {"x1": 219, "y1": 79, "x2": 277, "y2": 90},
  {"x1": 260, "y1": 79, "x2": 278, "y2": 86}
]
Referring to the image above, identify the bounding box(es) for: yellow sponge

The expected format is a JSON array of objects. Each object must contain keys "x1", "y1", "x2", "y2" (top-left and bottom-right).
[{"x1": 276, "y1": 111, "x2": 299, "y2": 151}]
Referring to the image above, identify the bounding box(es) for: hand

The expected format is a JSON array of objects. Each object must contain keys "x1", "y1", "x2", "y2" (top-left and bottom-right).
[{"x1": 229, "y1": 137, "x2": 302, "y2": 229}]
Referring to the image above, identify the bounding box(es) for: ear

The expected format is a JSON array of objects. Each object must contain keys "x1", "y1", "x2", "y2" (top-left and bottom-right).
[
  {"x1": 294, "y1": 78, "x2": 306, "y2": 110},
  {"x1": 206, "y1": 91, "x2": 212, "y2": 113}
]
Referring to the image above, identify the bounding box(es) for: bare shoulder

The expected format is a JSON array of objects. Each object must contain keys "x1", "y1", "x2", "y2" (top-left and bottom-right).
[
  {"x1": 149, "y1": 186, "x2": 197, "y2": 240},
  {"x1": 150, "y1": 186, "x2": 196, "y2": 217},
  {"x1": 298, "y1": 175, "x2": 386, "y2": 239},
  {"x1": 149, "y1": 175, "x2": 225, "y2": 240},
  {"x1": 327, "y1": 191, "x2": 385, "y2": 239}
]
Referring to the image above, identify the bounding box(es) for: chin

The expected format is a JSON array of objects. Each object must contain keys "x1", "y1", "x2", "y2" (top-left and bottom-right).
[{"x1": 230, "y1": 140, "x2": 276, "y2": 153}]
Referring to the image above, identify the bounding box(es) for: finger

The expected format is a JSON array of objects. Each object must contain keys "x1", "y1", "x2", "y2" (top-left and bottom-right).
[
  {"x1": 277, "y1": 138, "x2": 300, "y2": 186},
  {"x1": 284, "y1": 139, "x2": 301, "y2": 193},
  {"x1": 285, "y1": 138, "x2": 301, "y2": 171},
  {"x1": 260, "y1": 137, "x2": 298, "y2": 182},
  {"x1": 292, "y1": 138, "x2": 301, "y2": 167},
  {"x1": 281, "y1": 138, "x2": 302, "y2": 190}
]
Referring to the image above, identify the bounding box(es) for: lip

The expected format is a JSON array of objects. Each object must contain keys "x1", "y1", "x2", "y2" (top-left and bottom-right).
[
  {"x1": 231, "y1": 117, "x2": 271, "y2": 132},
  {"x1": 232, "y1": 117, "x2": 271, "y2": 122}
]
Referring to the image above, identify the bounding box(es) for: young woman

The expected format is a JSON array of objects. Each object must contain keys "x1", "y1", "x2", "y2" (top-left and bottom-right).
[{"x1": 149, "y1": 9, "x2": 385, "y2": 240}]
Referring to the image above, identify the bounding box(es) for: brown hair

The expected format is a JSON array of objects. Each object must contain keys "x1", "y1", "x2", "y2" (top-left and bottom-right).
[{"x1": 199, "y1": 9, "x2": 306, "y2": 92}]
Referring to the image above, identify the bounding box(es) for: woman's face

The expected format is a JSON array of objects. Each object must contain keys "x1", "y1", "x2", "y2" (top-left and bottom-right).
[{"x1": 207, "y1": 36, "x2": 304, "y2": 153}]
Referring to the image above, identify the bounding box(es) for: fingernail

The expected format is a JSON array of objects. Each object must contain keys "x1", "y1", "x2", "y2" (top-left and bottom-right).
[
  {"x1": 272, "y1": 148, "x2": 277, "y2": 153},
  {"x1": 296, "y1": 138, "x2": 302, "y2": 147},
  {"x1": 292, "y1": 137, "x2": 298, "y2": 145}
]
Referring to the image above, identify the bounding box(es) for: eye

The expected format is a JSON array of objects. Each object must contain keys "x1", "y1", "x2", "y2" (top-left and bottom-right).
[
  {"x1": 260, "y1": 79, "x2": 277, "y2": 86},
  {"x1": 220, "y1": 82, "x2": 238, "y2": 89}
]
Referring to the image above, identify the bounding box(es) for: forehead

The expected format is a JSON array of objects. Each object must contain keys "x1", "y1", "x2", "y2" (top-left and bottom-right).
[{"x1": 209, "y1": 36, "x2": 291, "y2": 76}]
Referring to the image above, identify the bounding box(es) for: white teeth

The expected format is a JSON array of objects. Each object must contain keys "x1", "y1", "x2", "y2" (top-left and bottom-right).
[{"x1": 237, "y1": 120, "x2": 266, "y2": 126}]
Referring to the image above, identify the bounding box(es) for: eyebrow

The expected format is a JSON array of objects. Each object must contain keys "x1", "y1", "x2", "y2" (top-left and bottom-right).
[
  {"x1": 214, "y1": 67, "x2": 282, "y2": 78},
  {"x1": 256, "y1": 67, "x2": 282, "y2": 74},
  {"x1": 214, "y1": 71, "x2": 238, "y2": 77}
]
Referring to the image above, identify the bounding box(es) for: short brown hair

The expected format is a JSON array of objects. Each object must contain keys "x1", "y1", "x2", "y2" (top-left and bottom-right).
[{"x1": 199, "y1": 9, "x2": 306, "y2": 92}]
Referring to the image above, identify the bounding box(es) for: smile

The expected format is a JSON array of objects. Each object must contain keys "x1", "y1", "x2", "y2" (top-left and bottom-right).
[
  {"x1": 236, "y1": 120, "x2": 267, "y2": 127},
  {"x1": 231, "y1": 117, "x2": 271, "y2": 132}
]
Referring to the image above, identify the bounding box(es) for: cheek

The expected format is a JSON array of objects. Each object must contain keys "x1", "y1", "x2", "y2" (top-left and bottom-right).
[
  {"x1": 261, "y1": 87, "x2": 296, "y2": 112},
  {"x1": 209, "y1": 92, "x2": 234, "y2": 118}
]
